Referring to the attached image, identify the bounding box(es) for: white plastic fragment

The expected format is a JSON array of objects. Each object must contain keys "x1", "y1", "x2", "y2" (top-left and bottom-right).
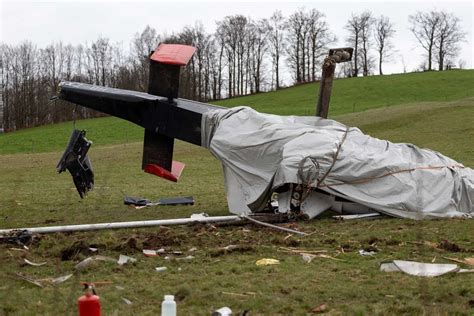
[
  {"x1": 301, "y1": 253, "x2": 316, "y2": 263},
  {"x1": 190, "y1": 213, "x2": 209, "y2": 219},
  {"x1": 75, "y1": 255, "x2": 116, "y2": 271},
  {"x1": 155, "y1": 266, "x2": 168, "y2": 272},
  {"x1": 49, "y1": 274, "x2": 73, "y2": 285},
  {"x1": 333, "y1": 213, "x2": 382, "y2": 220},
  {"x1": 358, "y1": 249, "x2": 376, "y2": 256},
  {"x1": 143, "y1": 249, "x2": 158, "y2": 257},
  {"x1": 380, "y1": 260, "x2": 460, "y2": 277},
  {"x1": 212, "y1": 307, "x2": 233, "y2": 316},
  {"x1": 24, "y1": 258, "x2": 47, "y2": 266},
  {"x1": 122, "y1": 297, "x2": 132, "y2": 305},
  {"x1": 117, "y1": 255, "x2": 137, "y2": 266}
]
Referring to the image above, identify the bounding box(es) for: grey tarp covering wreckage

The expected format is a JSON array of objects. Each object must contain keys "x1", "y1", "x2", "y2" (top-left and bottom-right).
[{"x1": 202, "y1": 106, "x2": 474, "y2": 219}]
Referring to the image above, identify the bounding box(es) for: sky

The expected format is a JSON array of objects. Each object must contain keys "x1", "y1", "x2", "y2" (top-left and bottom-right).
[{"x1": 1, "y1": 0, "x2": 472, "y2": 80}]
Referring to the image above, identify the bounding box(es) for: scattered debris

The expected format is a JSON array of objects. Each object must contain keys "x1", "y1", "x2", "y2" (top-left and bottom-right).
[
  {"x1": 279, "y1": 247, "x2": 328, "y2": 254},
  {"x1": 0, "y1": 230, "x2": 34, "y2": 247},
  {"x1": 209, "y1": 244, "x2": 254, "y2": 257},
  {"x1": 380, "y1": 260, "x2": 474, "y2": 277},
  {"x1": 176, "y1": 255, "x2": 194, "y2": 261},
  {"x1": 242, "y1": 215, "x2": 307, "y2": 236},
  {"x1": 48, "y1": 274, "x2": 74, "y2": 285},
  {"x1": 333, "y1": 213, "x2": 382, "y2": 220},
  {"x1": 443, "y1": 257, "x2": 474, "y2": 266},
  {"x1": 124, "y1": 196, "x2": 151, "y2": 207},
  {"x1": 256, "y1": 258, "x2": 280, "y2": 266},
  {"x1": 311, "y1": 303, "x2": 328, "y2": 313},
  {"x1": 15, "y1": 273, "x2": 73, "y2": 287},
  {"x1": 121, "y1": 297, "x2": 133, "y2": 305},
  {"x1": 315, "y1": 254, "x2": 344, "y2": 261},
  {"x1": 190, "y1": 213, "x2": 210, "y2": 220},
  {"x1": 124, "y1": 196, "x2": 195, "y2": 209},
  {"x1": 24, "y1": 258, "x2": 47, "y2": 266},
  {"x1": 143, "y1": 249, "x2": 159, "y2": 257},
  {"x1": 212, "y1": 307, "x2": 233, "y2": 316},
  {"x1": 56, "y1": 129, "x2": 94, "y2": 198},
  {"x1": 75, "y1": 256, "x2": 116, "y2": 271},
  {"x1": 301, "y1": 253, "x2": 316, "y2": 263},
  {"x1": 116, "y1": 285, "x2": 125, "y2": 291},
  {"x1": 155, "y1": 266, "x2": 168, "y2": 272},
  {"x1": 14, "y1": 273, "x2": 44, "y2": 288},
  {"x1": 117, "y1": 255, "x2": 137, "y2": 266},
  {"x1": 222, "y1": 291, "x2": 257, "y2": 297},
  {"x1": 358, "y1": 249, "x2": 376, "y2": 256}
]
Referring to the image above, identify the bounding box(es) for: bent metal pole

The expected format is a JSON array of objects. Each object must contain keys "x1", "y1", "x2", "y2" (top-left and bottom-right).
[{"x1": 0, "y1": 215, "x2": 241, "y2": 235}]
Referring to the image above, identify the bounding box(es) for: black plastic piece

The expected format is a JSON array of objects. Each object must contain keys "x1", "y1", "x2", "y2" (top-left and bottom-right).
[
  {"x1": 158, "y1": 196, "x2": 194, "y2": 206},
  {"x1": 124, "y1": 196, "x2": 152, "y2": 207},
  {"x1": 57, "y1": 129, "x2": 94, "y2": 198}
]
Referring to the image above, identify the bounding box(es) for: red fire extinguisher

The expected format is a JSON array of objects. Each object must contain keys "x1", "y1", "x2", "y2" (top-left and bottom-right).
[{"x1": 78, "y1": 283, "x2": 101, "y2": 316}]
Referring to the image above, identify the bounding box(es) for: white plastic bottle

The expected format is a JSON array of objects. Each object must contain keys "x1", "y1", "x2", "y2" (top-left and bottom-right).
[{"x1": 161, "y1": 295, "x2": 177, "y2": 316}]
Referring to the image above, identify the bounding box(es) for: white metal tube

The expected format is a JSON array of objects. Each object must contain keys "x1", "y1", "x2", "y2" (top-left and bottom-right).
[{"x1": 0, "y1": 215, "x2": 241, "y2": 235}]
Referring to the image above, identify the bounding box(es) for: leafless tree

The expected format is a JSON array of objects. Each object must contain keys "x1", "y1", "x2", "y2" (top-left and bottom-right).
[
  {"x1": 286, "y1": 8, "x2": 306, "y2": 83},
  {"x1": 306, "y1": 9, "x2": 336, "y2": 81},
  {"x1": 131, "y1": 25, "x2": 159, "y2": 91},
  {"x1": 345, "y1": 13, "x2": 362, "y2": 77},
  {"x1": 247, "y1": 18, "x2": 269, "y2": 93},
  {"x1": 374, "y1": 15, "x2": 396, "y2": 75},
  {"x1": 268, "y1": 11, "x2": 285, "y2": 90},
  {"x1": 216, "y1": 15, "x2": 249, "y2": 97},
  {"x1": 286, "y1": 8, "x2": 334, "y2": 83},
  {"x1": 409, "y1": 11, "x2": 441, "y2": 71},
  {"x1": 434, "y1": 11, "x2": 466, "y2": 71}
]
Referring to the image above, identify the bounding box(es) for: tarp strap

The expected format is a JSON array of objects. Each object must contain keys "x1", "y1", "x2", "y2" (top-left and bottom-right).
[
  {"x1": 298, "y1": 127, "x2": 349, "y2": 204},
  {"x1": 318, "y1": 164, "x2": 465, "y2": 188},
  {"x1": 316, "y1": 127, "x2": 350, "y2": 188}
]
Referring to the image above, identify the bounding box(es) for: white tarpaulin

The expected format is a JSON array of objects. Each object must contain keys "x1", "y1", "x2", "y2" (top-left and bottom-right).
[{"x1": 202, "y1": 106, "x2": 474, "y2": 219}]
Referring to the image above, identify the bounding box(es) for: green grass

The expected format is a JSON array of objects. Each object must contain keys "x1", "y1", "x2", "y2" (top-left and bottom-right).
[
  {"x1": 0, "y1": 71, "x2": 473, "y2": 314},
  {"x1": 1, "y1": 70, "x2": 473, "y2": 155}
]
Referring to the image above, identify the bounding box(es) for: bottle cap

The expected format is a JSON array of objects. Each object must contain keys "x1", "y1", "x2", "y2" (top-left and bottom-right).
[{"x1": 164, "y1": 295, "x2": 174, "y2": 301}]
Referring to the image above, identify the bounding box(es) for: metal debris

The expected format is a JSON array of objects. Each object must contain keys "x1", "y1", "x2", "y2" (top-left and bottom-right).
[
  {"x1": 256, "y1": 258, "x2": 280, "y2": 266},
  {"x1": 155, "y1": 266, "x2": 168, "y2": 272},
  {"x1": 380, "y1": 260, "x2": 474, "y2": 277},
  {"x1": 23, "y1": 258, "x2": 47, "y2": 266},
  {"x1": 75, "y1": 256, "x2": 116, "y2": 271},
  {"x1": 117, "y1": 255, "x2": 137, "y2": 266}
]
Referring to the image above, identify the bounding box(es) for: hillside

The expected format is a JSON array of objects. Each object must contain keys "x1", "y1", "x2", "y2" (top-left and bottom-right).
[{"x1": 0, "y1": 70, "x2": 472, "y2": 155}]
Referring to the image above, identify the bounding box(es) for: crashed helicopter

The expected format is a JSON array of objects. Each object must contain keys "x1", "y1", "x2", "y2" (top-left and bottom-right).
[{"x1": 56, "y1": 44, "x2": 474, "y2": 221}]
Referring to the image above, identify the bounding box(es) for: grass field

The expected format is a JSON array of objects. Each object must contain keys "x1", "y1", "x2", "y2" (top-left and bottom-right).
[{"x1": 0, "y1": 70, "x2": 473, "y2": 315}]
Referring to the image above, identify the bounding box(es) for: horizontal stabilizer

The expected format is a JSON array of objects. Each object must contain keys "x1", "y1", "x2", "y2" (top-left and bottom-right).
[{"x1": 144, "y1": 161, "x2": 185, "y2": 182}]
